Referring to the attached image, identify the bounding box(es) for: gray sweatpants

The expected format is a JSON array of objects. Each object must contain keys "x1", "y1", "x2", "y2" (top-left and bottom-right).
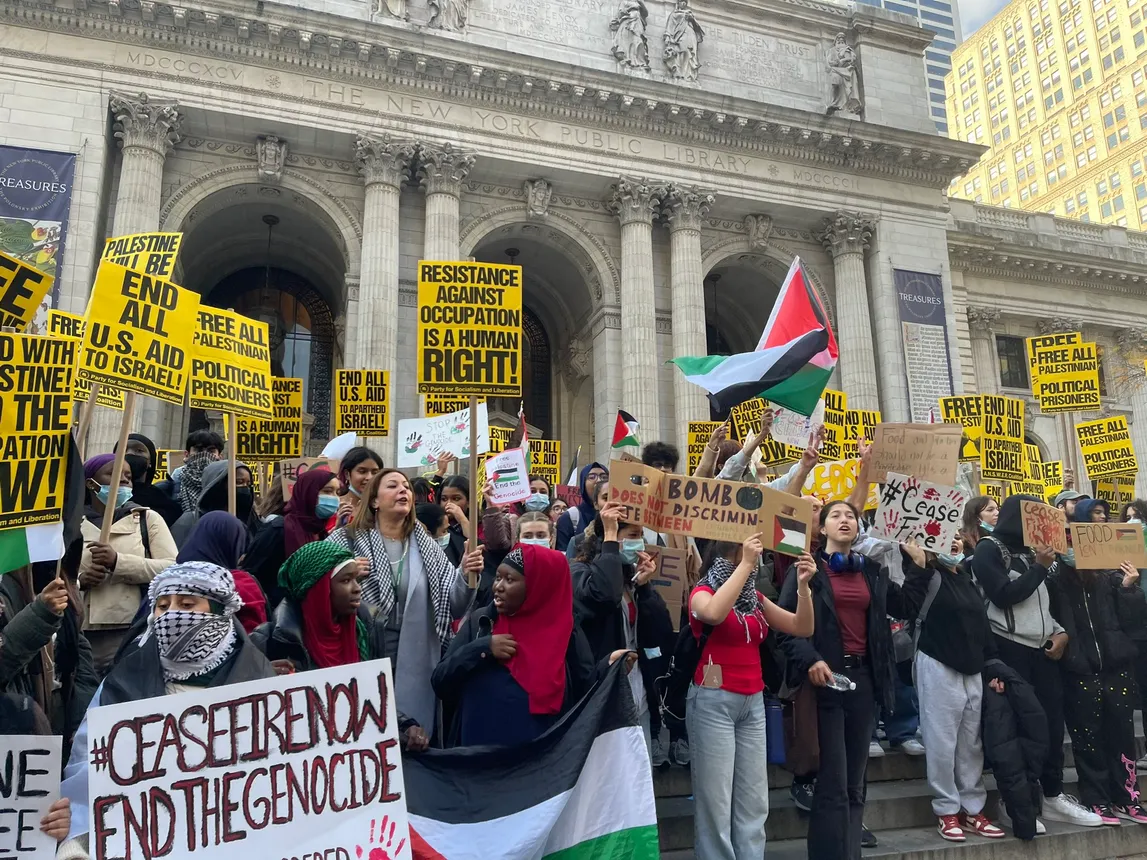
[{"x1": 915, "y1": 650, "x2": 988, "y2": 817}]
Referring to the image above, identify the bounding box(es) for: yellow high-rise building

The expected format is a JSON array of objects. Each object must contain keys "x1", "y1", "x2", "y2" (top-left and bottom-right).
[{"x1": 947, "y1": 0, "x2": 1147, "y2": 227}]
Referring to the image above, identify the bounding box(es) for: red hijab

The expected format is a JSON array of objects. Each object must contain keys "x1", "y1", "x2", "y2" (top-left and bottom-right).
[
  {"x1": 492, "y1": 543, "x2": 575, "y2": 715},
  {"x1": 302, "y1": 558, "x2": 361, "y2": 669},
  {"x1": 283, "y1": 468, "x2": 334, "y2": 555}
]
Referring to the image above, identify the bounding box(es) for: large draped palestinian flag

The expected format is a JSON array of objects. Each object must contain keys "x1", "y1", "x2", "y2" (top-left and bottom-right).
[
  {"x1": 404, "y1": 663, "x2": 658, "y2": 859},
  {"x1": 670, "y1": 256, "x2": 837, "y2": 416}
]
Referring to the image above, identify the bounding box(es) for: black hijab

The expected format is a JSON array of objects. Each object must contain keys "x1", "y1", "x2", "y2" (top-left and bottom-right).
[
  {"x1": 993, "y1": 494, "x2": 1042, "y2": 552},
  {"x1": 119, "y1": 433, "x2": 183, "y2": 526}
]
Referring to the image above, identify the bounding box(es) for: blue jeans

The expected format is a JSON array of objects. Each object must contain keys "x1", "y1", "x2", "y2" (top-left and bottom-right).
[
  {"x1": 876, "y1": 671, "x2": 919, "y2": 746},
  {"x1": 686, "y1": 685, "x2": 768, "y2": 860}
]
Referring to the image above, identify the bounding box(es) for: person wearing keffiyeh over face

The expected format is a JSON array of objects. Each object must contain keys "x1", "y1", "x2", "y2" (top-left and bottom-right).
[
  {"x1": 686, "y1": 534, "x2": 816, "y2": 860},
  {"x1": 55, "y1": 562, "x2": 275, "y2": 858}
]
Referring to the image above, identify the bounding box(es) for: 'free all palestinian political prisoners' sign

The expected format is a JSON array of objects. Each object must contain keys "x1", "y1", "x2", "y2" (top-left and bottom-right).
[
  {"x1": 189, "y1": 308, "x2": 274, "y2": 418},
  {"x1": 86, "y1": 659, "x2": 410, "y2": 860},
  {"x1": 416, "y1": 261, "x2": 522, "y2": 398}
]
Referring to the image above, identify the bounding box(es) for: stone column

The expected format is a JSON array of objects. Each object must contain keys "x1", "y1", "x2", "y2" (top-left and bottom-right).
[
  {"x1": 663, "y1": 184, "x2": 714, "y2": 455},
  {"x1": 1115, "y1": 329, "x2": 1147, "y2": 497},
  {"x1": 966, "y1": 307, "x2": 1002, "y2": 395},
  {"x1": 353, "y1": 134, "x2": 415, "y2": 465},
  {"x1": 592, "y1": 311, "x2": 624, "y2": 465},
  {"x1": 417, "y1": 143, "x2": 476, "y2": 261},
  {"x1": 91, "y1": 92, "x2": 182, "y2": 451},
  {"x1": 608, "y1": 177, "x2": 663, "y2": 442},
  {"x1": 819, "y1": 211, "x2": 878, "y2": 411}
]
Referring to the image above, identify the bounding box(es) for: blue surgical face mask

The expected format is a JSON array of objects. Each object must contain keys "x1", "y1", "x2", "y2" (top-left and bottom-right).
[
  {"x1": 938, "y1": 552, "x2": 964, "y2": 569},
  {"x1": 315, "y1": 495, "x2": 340, "y2": 519},
  {"x1": 979, "y1": 519, "x2": 995, "y2": 533},
  {"x1": 523, "y1": 493, "x2": 550, "y2": 512},
  {"x1": 520, "y1": 537, "x2": 550, "y2": 547},
  {"x1": 348, "y1": 484, "x2": 362, "y2": 498},
  {"x1": 620, "y1": 538, "x2": 645, "y2": 564},
  {"x1": 97, "y1": 485, "x2": 132, "y2": 509},
  {"x1": 437, "y1": 534, "x2": 452, "y2": 548}
]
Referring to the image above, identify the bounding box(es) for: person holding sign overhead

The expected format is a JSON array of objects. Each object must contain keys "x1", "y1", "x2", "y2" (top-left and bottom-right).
[
  {"x1": 78, "y1": 454, "x2": 177, "y2": 675},
  {"x1": 326, "y1": 468, "x2": 482, "y2": 745},
  {"x1": 1047, "y1": 499, "x2": 1147, "y2": 824}
]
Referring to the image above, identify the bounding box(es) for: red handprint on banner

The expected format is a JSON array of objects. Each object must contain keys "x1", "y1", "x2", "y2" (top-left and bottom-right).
[
  {"x1": 356, "y1": 816, "x2": 407, "y2": 860},
  {"x1": 923, "y1": 520, "x2": 941, "y2": 538},
  {"x1": 882, "y1": 509, "x2": 901, "y2": 534},
  {"x1": 923, "y1": 487, "x2": 940, "y2": 501}
]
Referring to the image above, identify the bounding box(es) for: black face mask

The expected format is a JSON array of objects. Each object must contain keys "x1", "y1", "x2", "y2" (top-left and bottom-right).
[
  {"x1": 235, "y1": 487, "x2": 254, "y2": 522},
  {"x1": 125, "y1": 454, "x2": 151, "y2": 484}
]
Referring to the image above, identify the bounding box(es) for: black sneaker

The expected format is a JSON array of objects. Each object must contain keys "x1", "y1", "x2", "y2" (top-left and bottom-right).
[
  {"x1": 861, "y1": 826, "x2": 878, "y2": 848},
  {"x1": 790, "y1": 780, "x2": 815, "y2": 812}
]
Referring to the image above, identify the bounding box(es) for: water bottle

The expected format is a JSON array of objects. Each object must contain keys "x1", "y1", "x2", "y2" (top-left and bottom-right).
[
  {"x1": 764, "y1": 696, "x2": 786, "y2": 765},
  {"x1": 827, "y1": 672, "x2": 856, "y2": 692}
]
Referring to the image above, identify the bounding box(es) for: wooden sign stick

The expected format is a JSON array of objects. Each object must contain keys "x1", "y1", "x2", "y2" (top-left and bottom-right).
[
  {"x1": 99, "y1": 392, "x2": 137, "y2": 544},
  {"x1": 227, "y1": 412, "x2": 237, "y2": 517},
  {"x1": 466, "y1": 394, "x2": 479, "y2": 588}
]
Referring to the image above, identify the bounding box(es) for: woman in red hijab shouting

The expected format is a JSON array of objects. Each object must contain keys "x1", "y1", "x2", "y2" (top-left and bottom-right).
[{"x1": 432, "y1": 543, "x2": 599, "y2": 747}]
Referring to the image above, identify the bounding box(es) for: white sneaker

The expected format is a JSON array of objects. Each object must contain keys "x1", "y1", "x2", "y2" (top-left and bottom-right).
[
  {"x1": 897, "y1": 738, "x2": 926, "y2": 756},
  {"x1": 1042, "y1": 794, "x2": 1103, "y2": 827},
  {"x1": 650, "y1": 737, "x2": 668, "y2": 768},
  {"x1": 998, "y1": 806, "x2": 1047, "y2": 835},
  {"x1": 869, "y1": 740, "x2": 886, "y2": 758}
]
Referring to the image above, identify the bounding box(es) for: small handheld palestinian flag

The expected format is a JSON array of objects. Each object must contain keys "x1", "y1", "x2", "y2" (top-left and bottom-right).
[
  {"x1": 611, "y1": 409, "x2": 640, "y2": 449},
  {"x1": 0, "y1": 522, "x2": 64, "y2": 576}
]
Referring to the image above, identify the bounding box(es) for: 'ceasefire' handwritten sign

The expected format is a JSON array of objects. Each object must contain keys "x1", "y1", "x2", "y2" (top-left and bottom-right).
[{"x1": 868, "y1": 472, "x2": 967, "y2": 552}]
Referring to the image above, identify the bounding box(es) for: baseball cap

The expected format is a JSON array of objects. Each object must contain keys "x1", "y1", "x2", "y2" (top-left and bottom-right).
[{"x1": 1053, "y1": 490, "x2": 1089, "y2": 506}]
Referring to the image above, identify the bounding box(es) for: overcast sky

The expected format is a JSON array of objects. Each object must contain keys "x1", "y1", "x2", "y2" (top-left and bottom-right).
[{"x1": 958, "y1": 0, "x2": 1009, "y2": 37}]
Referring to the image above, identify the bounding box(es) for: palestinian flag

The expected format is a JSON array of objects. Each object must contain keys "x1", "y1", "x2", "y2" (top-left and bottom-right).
[
  {"x1": 612, "y1": 410, "x2": 640, "y2": 449},
  {"x1": 670, "y1": 257, "x2": 837, "y2": 416},
  {"x1": 405, "y1": 662, "x2": 659, "y2": 859},
  {"x1": 0, "y1": 522, "x2": 64, "y2": 575},
  {"x1": 774, "y1": 515, "x2": 808, "y2": 556}
]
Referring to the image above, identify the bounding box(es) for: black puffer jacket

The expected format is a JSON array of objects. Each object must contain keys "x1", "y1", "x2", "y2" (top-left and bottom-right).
[
  {"x1": 1048, "y1": 566, "x2": 1147, "y2": 676},
  {"x1": 980, "y1": 658, "x2": 1047, "y2": 841}
]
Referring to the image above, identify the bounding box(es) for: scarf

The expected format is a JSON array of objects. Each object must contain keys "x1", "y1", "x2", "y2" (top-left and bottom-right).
[
  {"x1": 178, "y1": 452, "x2": 217, "y2": 514},
  {"x1": 493, "y1": 545, "x2": 574, "y2": 715},
  {"x1": 701, "y1": 556, "x2": 765, "y2": 641},
  {"x1": 280, "y1": 541, "x2": 368, "y2": 668},
  {"x1": 283, "y1": 468, "x2": 335, "y2": 556},
  {"x1": 141, "y1": 561, "x2": 243, "y2": 681}
]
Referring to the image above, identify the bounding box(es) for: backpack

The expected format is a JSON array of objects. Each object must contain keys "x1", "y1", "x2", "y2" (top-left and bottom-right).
[{"x1": 654, "y1": 620, "x2": 713, "y2": 731}]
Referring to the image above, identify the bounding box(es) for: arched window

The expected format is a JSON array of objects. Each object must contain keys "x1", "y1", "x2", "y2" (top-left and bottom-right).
[{"x1": 493, "y1": 306, "x2": 551, "y2": 436}]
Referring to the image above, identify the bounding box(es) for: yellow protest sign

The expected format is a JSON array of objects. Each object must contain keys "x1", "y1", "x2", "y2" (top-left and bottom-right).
[
  {"x1": 529, "y1": 439, "x2": 562, "y2": 486},
  {"x1": 843, "y1": 409, "x2": 881, "y2": 458},
  {"x1": 78, "y1": 260, "x2": 200, "y2": 406},
  {"x1": 0, "y1": 334, "x2": 74, "y2": 529},
  {"x1": 1075, "y1": 415, "x2": 1138, "y2": 480},
  {"x1": 423, "y1": 394, "x2": 478, "y2": 418},
  {"x1": 190, "y1": 308, "x2": 273, "y2": 418},
  {"x1": 802, "y1": 459, "x2": 880, "y2": 509},
  {"x1": 1029, "y1": 333, "x2": 1100, "y2": 413},
  {"x1": 1041, "y1": 460, "x2": 1064, "y2": 504},
  {"x1": 334, "y1": 369, "x2": 390, "y2": 436},
  {"x1": 980, "y1": 483, "x2": 1004, "y2": 505},
  {"x1": 981, "y1": 394, "x2": 1025, "y2": 481},
  {"x1": 1095, "y1": 477, "x2": 1133, "y2": 517},
  {"x1": 1008, "y1": 479, "x2": 1047, "y2": 498},
  {"x1": 46, "y1": 310, "x2": 124, "y2": 410},
  {"x1": 1026, "y1": 331, "x2": 1081, "y2": 395},
  {"x1": 729, "y1": 398, "x2": 769, "y2": 442},
  {"x1": 417, "y1": 261, "x2": 522, "y2": 397},
  {"x1": 235, "y1": 378, "x2": 304, "y2": 461},
  {"x1": 760, "y1": 437, "x2": 800, "y2": 466},
  {"x1": 101, "y1": 232, "x2": 183, "y2": 279},
  {"x1": 0, "y1": 249, "x2": 53, "y2": 332},
  {"x1": 820, "y1": 389, "x2": 848, "y2": 461},
  {"x1": 687, "y1": 421, "x2": 723, "y2": 473},
  {"x1": 1024, "y1": 443, "x2": 1043, "y2": 480},
  {"x1": 153, "y1": 449, "x2": 181, "y2": 484},
  {"x1": 939, "y1": 395, "x2": 983, "y2": 462}
]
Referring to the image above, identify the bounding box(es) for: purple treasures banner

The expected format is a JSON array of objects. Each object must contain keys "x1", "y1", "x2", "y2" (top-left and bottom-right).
[{"x1": 0, "y1": 145, "x2": 77, "y2": 324}]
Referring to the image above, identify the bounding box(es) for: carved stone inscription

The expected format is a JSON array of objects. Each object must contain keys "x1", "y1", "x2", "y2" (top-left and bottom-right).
[{"x1": 703, "y1": 25, "x2": 818, "y2": 96}]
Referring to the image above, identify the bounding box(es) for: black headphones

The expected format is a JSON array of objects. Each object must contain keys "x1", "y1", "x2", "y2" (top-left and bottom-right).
[{"x1": 823, "y1": 550, "x2": 865, "y2": 573}]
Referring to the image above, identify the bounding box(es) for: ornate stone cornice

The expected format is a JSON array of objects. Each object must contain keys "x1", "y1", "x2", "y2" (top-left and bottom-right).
[
  {"x1": 966, "y1": 306, "x2": 1001, "y2": 330},
  {"x1": 661, "y1": 185, "x2": 714, "y2": 232},
  {"x1": 608, "y1": 176, "x2": 663, "y2": 226},
  {"x1": 947, "y1": 242, "x2": 1147, "y2": 296},
  {"x1": 109, "y1": 90, "x2": 182, "y2": 155},
  {"x1": 818, "y1": 210, "x2": 875, "y2": 257},
  {"x1": 1037, "y1": 318, "x2": 1084, "y2": 335},
  {"x1": 354, "y1": 132, "x2": 417, "y2": 187},
  {"x1": 0, "y1": 1, "x2": 982, "y2": 189},
  {"x1": 416, "y1": 142, "x2": 476, "y2": 196}
]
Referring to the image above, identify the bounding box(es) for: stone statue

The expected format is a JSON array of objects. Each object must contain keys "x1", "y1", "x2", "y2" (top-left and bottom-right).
[
  {"x1": 524, "y1": 179, "x2": 553, "y2": 219},
  {"x1": 429, "y1": 0, "x2": 468, "y2": 31},
  {"x1": 826, "y1": 33, "x2": 862, "y2": 115},
  {"x1": 663, "y1": 0, "x2": 703, "y2": 81},
  {"x1": 610, "y1": 0, "x2": 650, "y2": 70},
  {"x1": 374, "y1": 0, "x2": 406, "y2": 18},
  {"x1": 256, "y1": 134, "x2": 287, "y2": 184}
]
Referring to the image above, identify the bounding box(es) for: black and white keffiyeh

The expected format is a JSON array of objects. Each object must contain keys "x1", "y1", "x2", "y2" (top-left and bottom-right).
[
  {"x1": 702, "y1": 557, "x2": 766, "y2": 641},
  {"x1": 141, "y1": 562, "x2": 242, "y2": 681}
]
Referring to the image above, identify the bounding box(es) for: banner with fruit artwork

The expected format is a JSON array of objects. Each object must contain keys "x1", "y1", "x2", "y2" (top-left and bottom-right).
[{"x1": 0, "y1": 146, "x2": 76, "y2": 331}]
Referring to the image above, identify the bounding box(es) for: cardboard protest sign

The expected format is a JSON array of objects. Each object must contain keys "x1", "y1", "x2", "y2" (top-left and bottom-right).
[
  {"x1": 166, "y1": 450, "x2": 185, "y2": 473},
  {"x1": 1019, "y1": 499, "x2": 1068, "y2": 554},
  {"x1": 802, "y1": 459, "x2": 882, "y2": 510},
  {"x1": 0, "y1": 334, "x2": 74, "y2": 530},
  {"x1": 1095, "y1": 477, "x2": 1133, "y2": 517},
  {"x1": 980, "y1": 394, "x2": 1025, "y2": 481},
  {"x1": 529, "y1": 438, "x2": 562, "y2": 486},
  {"x1": 868, "y1": 473, "x2": 968, "y2": 552},
  {"x1": 396, "y1": 401, "x2": 490, "y2": 469},
  {"x1": 609, "y1": 458, "x2": 815, "y2": 549},
  {"x1": 645, "y1": 543, "x2": 688, "y2": 630},
  {"x1": 687, "y1": 421, "x2": 723, "y2": 473},
  {"x1": 101, "y1": 231, "x2": 183, "y2": 278},
  {"x1": 869, "y1": 423, "x2": 962, "y2": 485},
  {"x1": 843, "y1": 408, "x2": 882, "y2": 458},
  {"x1": 417, "y1": 261, "x2": 522, "y2": 397},
  {"x1": 938, "y1": 395, "x2": 983, "y2": 462},
  {"x1": 46, "y1": 309, "x2": 124, "y2": 410},
  {"x1": 1069, "y1": 521, "x2": 1147, "y2": 569},
  {"x1": 234, "y1": 377, "x2": 304, "y2": 461},
  {"x1": 334, "y1": 369, "x2": 390, "y2": 436},
  {"x1": 0, "y1": 249, "x2": 53, "y2": 333},
  {"x1": 78, "y1": 260, "x2": 200, "y2": 405},
  {"x1": 280, "y1": 456, "x2": 341, "y2": 499},
  {"x1": 484, "y1": 447, "x2": 531, "y2": 505},
  {"x1": 1030, "y1": 334, "x2": 1101, "y2": 413},
  {"x1": 555, "y1": 483, "x2": 583, "y2": 509},
  {"x1": 189, "y1": 308, "x2": 273, "y2": 418},
  {"x1": 819, "y1": 389, "x2": 847, "y2": 461},
  {"x1": 1025, "y1": 331, "x2": 1081, "y2": 395},
  {"x1": 1041, "y1": 460, "x2": 1064, "y2": 504},
  {"x1": 770, "y1": 398, "x2": 826, "y2": 448},
  {"x1": 152, "y1": 449, "x2": 180, "y2": 484},
  {"x1": 729, "y1": 398, "x2": 769, "y2": 442},
  {"x1": 86, "y1": 659, "x2": 409, "y2": 860},
  {"x1": 1076, "y1": 416, "x2": 1138, "y2": 479},
  {"x1": 0, "y1": 735, "x2": 61, "y2": 859},
  {"x1": 423, "y1": 393, "x2": 479, "y2": 418}
]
